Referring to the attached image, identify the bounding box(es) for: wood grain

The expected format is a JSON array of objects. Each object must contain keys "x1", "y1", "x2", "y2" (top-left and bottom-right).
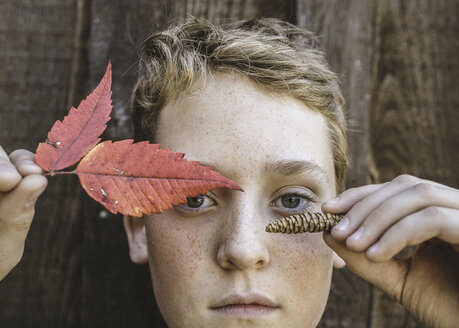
[
  {"x1": 371, "y1": 0, "x2": 459, "y2": 188},
  {"x1": 298, "y1": 0, "x2": 375, "y2": 189},
  {"x1": 297, "y1": 1, "x2": 375, "y2": 327},
  {"x1": 0, "y1": 1, "x2": 84, "y2": 327},
  {"x1": 368, "y1": 1, "x2": 459, "y2": 327}
]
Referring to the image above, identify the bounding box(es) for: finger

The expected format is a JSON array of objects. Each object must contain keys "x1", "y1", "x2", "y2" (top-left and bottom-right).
[
  {"x1": 9, "y1": 149, "x2": 43, "y2": 176},
  {"x1": 332, "y1": 251, "x2": 346, "y2": 268},
  {"x1": 322, "y1": 183, "x2": 385, "y2": 213},
  {"x1": 0, "y1": 237, "x2": 24, "y2": 280},
  {"x1": 331, "y1": 175, "x2": 421, "y2": 242},
  {"x1": 0, "y1": 209, "x2": 30, "y2": 279},
  {"x1": 366, "y1": 207, "x2": 459, "y2": 262},
  {"x1": 0, "y1": 174, "x2": 47, "y2": 280},
  {"x1": 0, "y1": 174, "x2": 47, "y2": 231},
  {"x1": 346, "y1": 183, "x2": 459, "y2": 252},
  {"x1": 0, "y1": 146, "x2": 22, "y2": 192},
  {"x1": 325, "y1": 175, "x2": 456, "y2": 215},
  {"x1": 323, "y1": 232, "x2": 408, "y2": 302}
]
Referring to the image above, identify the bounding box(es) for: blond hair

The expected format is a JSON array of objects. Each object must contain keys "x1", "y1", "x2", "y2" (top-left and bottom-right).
[{"x1": 130, "y1": 17, "x2": 348, "y2": 192}]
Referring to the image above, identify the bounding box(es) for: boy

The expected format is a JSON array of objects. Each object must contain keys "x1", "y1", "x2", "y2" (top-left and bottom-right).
[{"x1": 0, "y1": 18, "x2": 458, "y2": 327}]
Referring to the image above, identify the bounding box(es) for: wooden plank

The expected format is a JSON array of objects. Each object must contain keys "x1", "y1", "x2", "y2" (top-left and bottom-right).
[
  {"x1": 0, "y1": 0, "x2": 86, "y2": 327},
  {"x1": 371, "y1": 0, "x2": 459, "y2": 187},
  {"x1": 298, "y1": 0, "x2": 375, "y2": 189},
  {"x1": 369, "y1": 0, "x2": 459, "y2": 327},
  {"x1": 296, "y1": 1, "x2": 375, "y2": 327},
  {"x1": 83, "y1": 1, "x2": 296, "y2": 326}
]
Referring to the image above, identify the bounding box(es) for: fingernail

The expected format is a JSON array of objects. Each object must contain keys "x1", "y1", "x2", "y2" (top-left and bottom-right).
[
  {"x1": 349, "y1": 226, "x2": 365, "y2": 241},
  {"x1": 333, "y1": 217, "x2": 349, "y2": 232}
]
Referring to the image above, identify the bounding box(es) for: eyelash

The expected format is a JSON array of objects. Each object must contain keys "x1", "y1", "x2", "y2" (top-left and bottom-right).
[
  {"x1": 269, "y1": 192, "x2": 315, "y2": 214},
  {"x1": 175, "y1": 194, "x2": 217, "y2": 214},
  {"x1": 175, "y1": 191, "x2": 316, "y2": 215}
]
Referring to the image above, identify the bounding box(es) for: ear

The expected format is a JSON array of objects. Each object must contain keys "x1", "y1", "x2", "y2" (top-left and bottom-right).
[
  {"x1": 123, "y1": 215, "x2": 148, "y2": 264},
  {"x1": 332, "y1": 250, "x2": 346, "y2": 268}
]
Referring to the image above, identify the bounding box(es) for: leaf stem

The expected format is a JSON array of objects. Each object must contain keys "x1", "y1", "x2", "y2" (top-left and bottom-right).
[{"x1": 44, "y1": 170, "x2": 76, "y2": 177}]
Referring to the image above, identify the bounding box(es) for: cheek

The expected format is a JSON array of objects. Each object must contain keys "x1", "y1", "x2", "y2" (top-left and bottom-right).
[
  {"x1": 145, "y1": 216, "x2": 205, "y2": 284},
  {"x1": 273, "y1": 234, "x2": 333, "y2": 320},
  {"x1": 144, "y1": 215, "x2": 212, "y2": 321}
]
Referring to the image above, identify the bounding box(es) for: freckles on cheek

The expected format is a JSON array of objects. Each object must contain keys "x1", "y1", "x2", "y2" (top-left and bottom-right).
[
  {"x1": 275, "y1": 235, "x2": 333, "y2": 308},
  {"x1": 146, "y1": 219, "x2": 206, "y2": 288}
]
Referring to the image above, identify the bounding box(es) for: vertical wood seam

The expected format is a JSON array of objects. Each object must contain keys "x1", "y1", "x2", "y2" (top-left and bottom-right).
[
  {"x1": 367, "y1": 0, "x2": 380, "y2": 186},
  {"x1": 287, "y1": 0, "x2": 297, "y2": 25},
  {"x1": 366, "y1": 281, "x2": 374, "y2": 328},
  {"x1": 367, "y1": 1, "x2": 379, "y2": 327},
  {"x1": 68, "y1": 0, "x2": 91, "y2": 326},
  {"x1": 67, "y1": 0, "x2": 91, "y2": 109}
]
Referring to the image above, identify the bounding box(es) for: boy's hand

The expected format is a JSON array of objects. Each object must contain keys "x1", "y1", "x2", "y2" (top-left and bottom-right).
[
  {"x1": 322, "y1": 174, "x2": 459, "y2": 328},
  {"x1": 0, "y1": 146, "x2": 47, "y2": 281}
]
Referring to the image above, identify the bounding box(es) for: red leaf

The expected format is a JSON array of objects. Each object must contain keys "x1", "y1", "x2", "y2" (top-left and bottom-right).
[
  {"x1": 76, "y1": 140, "x2": 243, "y2": 216},
  {"x1": 35, "y1": 62, "x2": 112, "y2": 172},
  {"x1": 34, "y1": 61, "x2": 243, "y2": 216}
]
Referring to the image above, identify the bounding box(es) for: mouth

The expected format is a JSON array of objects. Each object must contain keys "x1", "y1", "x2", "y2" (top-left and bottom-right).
[{"x1": 210, "y1": 292, "x2": 279, "y2": 317}]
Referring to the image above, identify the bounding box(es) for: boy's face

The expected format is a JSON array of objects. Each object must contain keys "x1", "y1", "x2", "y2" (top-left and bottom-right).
[{"x1": 127, "y1": 73, "x2": 338, "y2": 327}]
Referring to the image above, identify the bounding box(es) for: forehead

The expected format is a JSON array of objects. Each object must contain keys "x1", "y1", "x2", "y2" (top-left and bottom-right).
[{"x1": 156, "y1": 73, "x2": 334, "y2": 182}]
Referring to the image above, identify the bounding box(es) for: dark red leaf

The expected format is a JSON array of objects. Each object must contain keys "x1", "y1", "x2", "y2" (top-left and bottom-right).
[
  {"x1": 35, "y1": 62, "x2": 112, "y2": 172},
  {"x1": 76, "y1": 140, "x2": 243, "y2": 216}
]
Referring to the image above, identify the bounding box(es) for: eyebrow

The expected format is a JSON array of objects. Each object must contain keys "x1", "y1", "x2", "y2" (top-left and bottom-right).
[
  {"x1": 263, "y1": 159, "x2": 329, "y2": 183},
  {"x1": 199, "y1": 159, "x2": 328, "y2": 183}
]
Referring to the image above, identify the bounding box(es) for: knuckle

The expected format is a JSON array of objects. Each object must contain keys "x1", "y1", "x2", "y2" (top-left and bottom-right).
[
  {"x1": 395, "y1": 218, "x2": 412, "y2": 232},
  {"x1": 9, "y1": 149, "x2": 29, "y2": 158},
  {"x1": 12, "y1": 222, "x2": 31, "y2": 233},
  {"x1": 412, "y1": 182, "x2": 435, "y2": 198},
  {"x1": 0, "y1": 161, "x2": 14, "y2": 170},
  {"x1": 10, "y1": 209, "x2": 35, "y2": 232},
  {"x1": 424, "y1": 206, "x2": 444, "y2": 219},
  {"x1": 346, "y1": 199, "x2": 370, "y2": 223},
  {"x1": 0, "y1": 245, "x2": 24, "y2": 268},
  {"x1": 10, "y1": 248, "x2": 24, "y2": 267},
  {"x1": 354, "y1": 195, "x2": 373, "y2": 210},
  {"x1": 367, "y1": 206, "x2": 387, "y2": 223},
  {"x1": 393, "y1": 174, "x2": 418, "y2": 185}
]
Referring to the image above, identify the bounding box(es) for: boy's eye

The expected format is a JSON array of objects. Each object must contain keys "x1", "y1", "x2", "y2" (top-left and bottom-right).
[
  {"x1": 175, "y1": 194, "x2": 216, "y2": 215},
  {"x1": 281, "y1": 194, "x2": 301, "y2": 208},
  {"x1": 186, "y1": 195, "x2": 205, "y2": 208},
  {"x1": 270, "y1": 191, "x2": 315, "y2": 214}
]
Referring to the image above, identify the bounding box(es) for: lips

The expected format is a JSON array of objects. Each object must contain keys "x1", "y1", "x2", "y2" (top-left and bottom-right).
[{"x1": 210, "y1": 292, "x2": 279, "y2": 317}]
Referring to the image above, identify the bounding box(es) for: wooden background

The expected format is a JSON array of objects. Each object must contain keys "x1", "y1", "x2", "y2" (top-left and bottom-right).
[{"x1": 1, "y1": 0, "x2": 458, "y2": 327}]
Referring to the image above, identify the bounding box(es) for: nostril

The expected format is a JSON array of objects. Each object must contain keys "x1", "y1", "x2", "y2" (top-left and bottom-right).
[
  {"x1": 216, "y1": 238, "x2": 270, "y2": 270},
  {"x1": 221, "y1": 259, "x2": 235, "y2": 270}
]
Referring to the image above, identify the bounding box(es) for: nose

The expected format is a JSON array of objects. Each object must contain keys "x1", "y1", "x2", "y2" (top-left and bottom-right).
[{"x1": 216, "y1": 211, "x2": 270, "y2": 271}]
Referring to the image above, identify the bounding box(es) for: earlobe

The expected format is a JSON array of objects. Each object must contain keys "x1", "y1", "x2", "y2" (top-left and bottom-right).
[
  {"x1": 332, "y1": 251, "x2": 346, "y2": 268},
  {"x1": 123, "y1": 215, "x2": 148, "y2": 264}
]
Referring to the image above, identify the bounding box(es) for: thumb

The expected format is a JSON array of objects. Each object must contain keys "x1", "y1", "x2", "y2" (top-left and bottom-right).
[
  {"x1": 0, "y1": 174, "x2": 47, "y2": 233},
  {"x1": 0, "y1": 174, "x2": 47, "y2": 280},
  {"x1": 323, "y1": 232, "x2": 409, "y2": 302}
]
